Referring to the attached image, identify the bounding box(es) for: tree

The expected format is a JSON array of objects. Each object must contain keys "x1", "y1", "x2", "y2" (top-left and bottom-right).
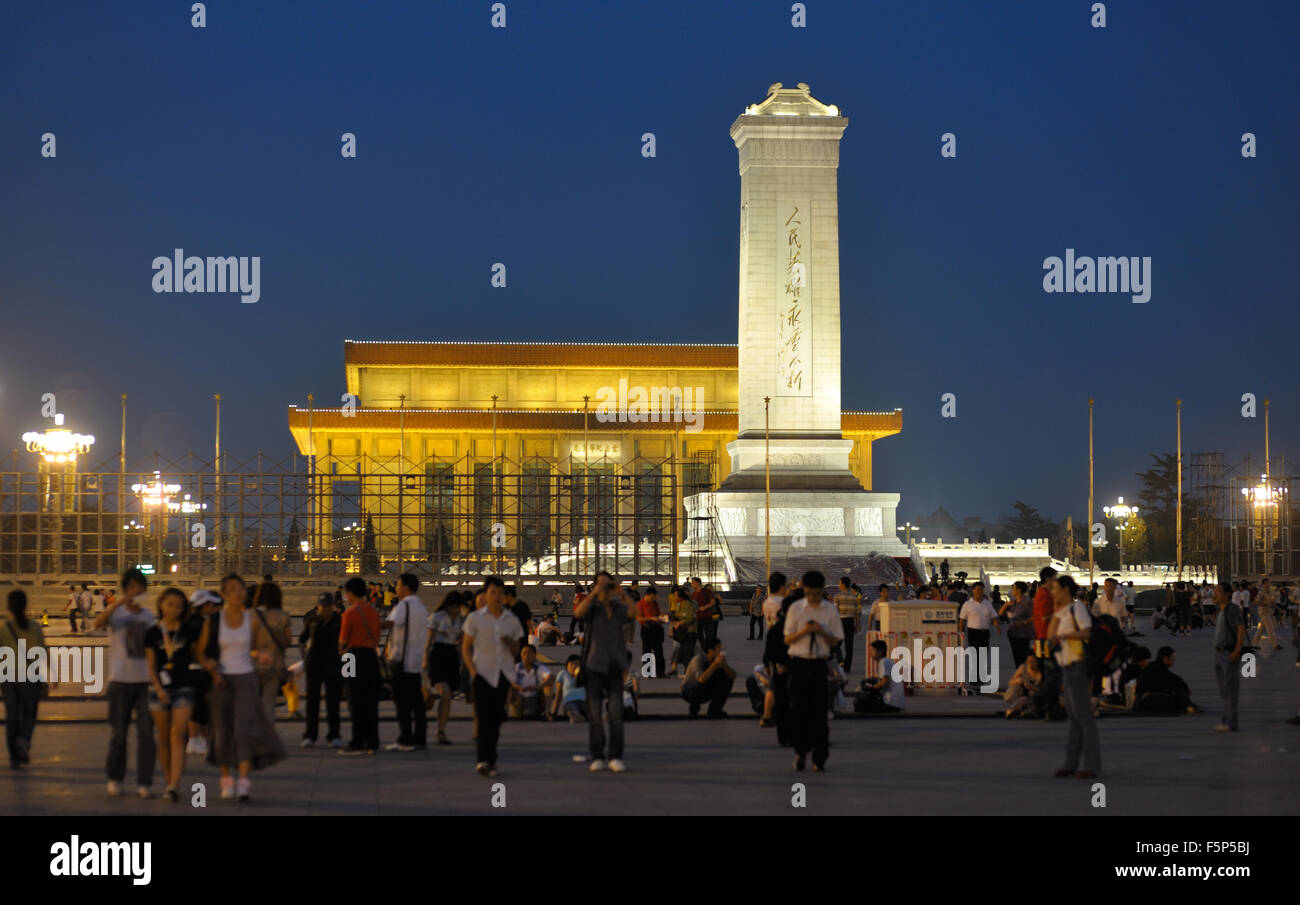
[
  {"x1": 1136, "y1": 453, "x2": 1177, "y2": 561},
  {"x1": 1116, "y1": 515, "x2": 1149, "y2": 565},
  {"x1": 1007, "y1": 501, "x2": 1056, "y2": 540}
]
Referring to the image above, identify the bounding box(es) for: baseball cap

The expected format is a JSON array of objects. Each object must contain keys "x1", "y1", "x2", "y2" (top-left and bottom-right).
[{"x1": 189, "y1": 589, "x2": 222, "y2": 608}]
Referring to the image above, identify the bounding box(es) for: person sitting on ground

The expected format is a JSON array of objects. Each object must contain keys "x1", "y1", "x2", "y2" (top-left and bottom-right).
[
  {"x1": 552, "y1": 655, "x2": 586, "y2": 723},
  {"x1": 856, "y1": 640, "x2": 905, "y2": 713},
  {"x1": 1134, "y1": 646, "x2": 1199, "y2": 714},
  {"x1": 1003, "y1": 653, "x2": 1044, "y2": 718},
  {"x1": 536, "y1": 614, "x2": 562, "y2": 646},
  {"x1": 746, "y1": 662, "x2": 776, "y2": 726},
  {"x1": 1115, "y1": 646, "x2": 1150, "y2": 707},
  {"x1": 681, "y1": 637, "x2": 736, "y2": 719},
  {"x1": 827, "y1": 659, "x2": 851, "y2": 715},
  {"x1": 509, "y1": 643, "x2": 555, "y2": 719}
]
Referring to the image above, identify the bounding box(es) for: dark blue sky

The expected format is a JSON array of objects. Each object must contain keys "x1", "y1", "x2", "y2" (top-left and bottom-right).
[{"x1": 2, "y1": 0, "x2": 1296, "y2": 524}]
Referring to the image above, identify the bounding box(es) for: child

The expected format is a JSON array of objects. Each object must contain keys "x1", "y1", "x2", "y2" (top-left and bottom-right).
[{"x1": 552, "y1": 655, "x2": 586, "y2": 723}]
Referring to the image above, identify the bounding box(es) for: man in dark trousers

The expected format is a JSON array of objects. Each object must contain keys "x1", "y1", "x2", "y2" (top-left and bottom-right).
[
  {"x1": 299, "y1": 592, "x2": 343, "y2": 747},
  {"x1": 1212, "y1": 582, "x2": 1245, "y2": 732},
  {"x1": 573, "y1": 571, "x2": 635, "y2": 773},
  {"x1": 682, "y1": 637, "x2": 736, "y2": 717},
  {"x1": 782, "y1": 571, "x2": 843, "y2": 772},
  {"x1": 338, "y1": 577, "x2": 382, "y2": 755},
  {"x1": 762, "y1": 573, "x2": 794, "y2": 745}
]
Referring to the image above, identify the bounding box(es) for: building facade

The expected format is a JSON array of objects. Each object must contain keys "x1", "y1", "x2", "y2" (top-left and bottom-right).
[{"x1": 285, "y1": 340, "x2": 901, "y2": 580}]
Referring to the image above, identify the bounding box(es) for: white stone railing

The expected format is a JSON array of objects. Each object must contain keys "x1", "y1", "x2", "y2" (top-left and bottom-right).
[{"x1": 913, "y1": 539, "x2": 1051, "y2": 555}]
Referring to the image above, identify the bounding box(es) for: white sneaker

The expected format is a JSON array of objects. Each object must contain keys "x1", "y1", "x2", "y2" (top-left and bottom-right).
[
  {"x1": 137, "y1": 786, "x2": 152, "y2": 799},
  {"x1": 106, "y1": 781, "x2": 123, "y2": 797},
  {"x1": 384, "y1": 742, "x2": 415, "y2": 752},
  {"x1": 191, "y1": 737, "x2": 208, "y2": 756},
  {"x1": 220, "y1": 779, "x2": 236, "y2": 800},
  {"x1": 184, "y1": 738, "x2": 199, "y2": 755},
  {"x1": 608, "y1": 758, "x2": 627, "y2": 773},
  {"x1": 328, "y1": 738, "x2": 345, "y2": 749},
  {"x1": 589, "y1": 759, "x2": 607, "y2": 772},
  {"x1": 301, "y1": 738, "x2": 315, "y2": 748},
  {"x1": 236, "y1": 778, "x2": 251, "y2": 801}
]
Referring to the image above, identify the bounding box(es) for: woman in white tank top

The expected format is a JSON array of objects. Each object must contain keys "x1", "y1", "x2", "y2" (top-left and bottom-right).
[
  {"x1": 217, "y1": 610, "x2": 254, "y2": 675},
  {"x1": 198, "y1": 575, "x2": 284, "y2": 801}
]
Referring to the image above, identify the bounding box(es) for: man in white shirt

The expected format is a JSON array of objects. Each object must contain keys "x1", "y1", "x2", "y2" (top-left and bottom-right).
[
  {"x1": 1231, "y1": 581, "x2": 1249, "y2": 612},
  {"x1": 462, "y1": 576, "x2": 524, "y2": 776},
  {"x1": 1123, "y1": 581, "x2": 1137, "y2": 630},
  {"x1": 385, "y1": 573, "x2": 430, "y2": 752},
  {"x1": 783, "y1": 570, "x2": 844, "y2": 772},
  {"x1": 958, "y1": 583, "x2": 1000, "y2": 692},
  {"x1": 866, "y1": 583, "x2": 890, "y2": 634},
  {"x1": 1094, "y1": 578, "x2": 1125, "y2": 622},
  {"x1": 1047, "y1": 575, "x2": 1101, "y2": 778},
  {"x1": 859, "y1": 640, "x2": 905, "y2": 712}
]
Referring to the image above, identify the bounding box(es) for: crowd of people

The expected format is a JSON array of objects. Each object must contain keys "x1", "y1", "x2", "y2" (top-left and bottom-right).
[{"x1": 1, "y1": 562, "x2": 1297, "y2": 795}]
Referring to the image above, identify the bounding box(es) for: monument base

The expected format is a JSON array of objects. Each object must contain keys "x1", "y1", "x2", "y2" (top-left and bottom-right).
[{"x1": 685, "y1": 486, "x2": 910, "y2": 579}]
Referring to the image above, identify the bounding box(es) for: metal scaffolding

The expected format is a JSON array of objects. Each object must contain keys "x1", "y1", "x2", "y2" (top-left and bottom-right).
[
  {"x1": 0, "y1": 449, "x2": 682, "y2": 585},
  {"x1": 1188, "y1": 451, "x2": 1297, "y2": 580}
]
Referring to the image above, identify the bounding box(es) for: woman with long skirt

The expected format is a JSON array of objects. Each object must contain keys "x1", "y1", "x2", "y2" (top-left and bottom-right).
[{"x1": 198, "y1": 573, "x2": 285, "y2": 801}]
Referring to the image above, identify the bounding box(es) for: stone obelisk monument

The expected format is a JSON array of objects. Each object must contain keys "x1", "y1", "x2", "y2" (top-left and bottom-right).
[{"x1": 691, "y1": 83, "x2": 907, "y2": 573}]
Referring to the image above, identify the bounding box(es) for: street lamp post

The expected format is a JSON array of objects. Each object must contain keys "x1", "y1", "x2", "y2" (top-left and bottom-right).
[
  {"x1": 1088, "y1": 398, "x2": 1094, "y2": 585},
  {"x1": 119, "y1": 394, "x2": 127, "y2": 574},
  {"x1": 1242, "y1": 474, "x2": 1286, "y2": 578},
  {"x1": 23, "y1": 415, "x2": 96, "y2": 581},
  {"x1": 1103, "y1": 496, "x2": 1138, "y2": 570},
  {"x1": 895, "y1": 521, "x2": 918, "y2": 546},
  {"x1": 397, "y1": 393, "x2": 405, "y2": 575},
  {"x1": 582, "y1": 395, "x2": 590, "y2": 578},
  {"x1": 764, "y1": 396, "x2": 770, "y2": 582},
  {"x1": 307, "y1": 393, "x2": 314, "y2": 578},
  {"x1": 132, "y1": 471, "x2": 181, "y2": 575}
]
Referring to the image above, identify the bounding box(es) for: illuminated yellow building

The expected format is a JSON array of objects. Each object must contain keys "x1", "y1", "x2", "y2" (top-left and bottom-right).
[{"x1": 286, "y1": 340, "x2": 900, "y2": 579}]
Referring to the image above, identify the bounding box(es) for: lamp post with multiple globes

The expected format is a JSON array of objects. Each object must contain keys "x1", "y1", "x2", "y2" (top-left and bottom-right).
[{"x1": 1103, "y1": 496, "x2": 1138, "y2": 570}]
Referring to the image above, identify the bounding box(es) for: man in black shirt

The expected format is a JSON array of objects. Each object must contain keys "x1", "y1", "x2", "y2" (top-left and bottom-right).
[
  {"x1": 505, "y1": 586, "x2": 533, "y2": 649},
  {"x1": 1134, "y1": 646, "x2": 1198, "y2": 713},
  {"x1": 299, "y1": 592, "x2": 343, "y2": 747}
]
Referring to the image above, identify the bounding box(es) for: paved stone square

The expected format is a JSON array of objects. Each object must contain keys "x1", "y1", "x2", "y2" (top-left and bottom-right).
[{"x1": 4, "y1": 618, "x2": 1297, "y2": 815}]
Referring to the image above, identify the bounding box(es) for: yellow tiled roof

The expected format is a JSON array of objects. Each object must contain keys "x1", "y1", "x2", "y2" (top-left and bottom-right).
[
  {"x1": 288, "y1": 407, "x2": 901, "y2": 435},
  {"x1": 344, "y1": 341, "x2": 738, "y2": 369}
]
